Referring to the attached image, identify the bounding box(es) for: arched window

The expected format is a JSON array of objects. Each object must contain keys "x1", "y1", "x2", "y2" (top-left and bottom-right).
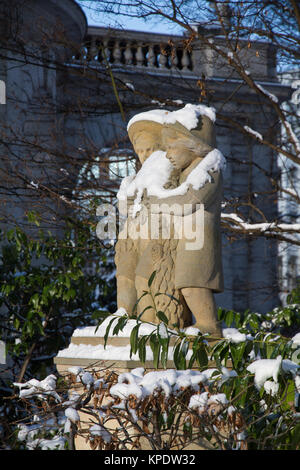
[{"x1": 77, "y1": 147, "x2": 137, "y2": 206}]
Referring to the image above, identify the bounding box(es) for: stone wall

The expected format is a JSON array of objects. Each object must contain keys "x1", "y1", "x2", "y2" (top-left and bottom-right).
[{"x1": 0, "y1": 0, "x2": 87, "y2": 232}]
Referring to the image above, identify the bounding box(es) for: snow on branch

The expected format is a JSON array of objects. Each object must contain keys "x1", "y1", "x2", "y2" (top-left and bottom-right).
[
  {"x1": 221, "y1": 213, "x2": 300, "y2": 236},
  {"x1": 284, "y1": 121, "x2": 300, "y2": 156},
  {"x1": 255, "y1": 83, "x2": 279, "y2": 104},
  {"x1": 243, "y1": 126, "x2": 263, "y2": 141}
]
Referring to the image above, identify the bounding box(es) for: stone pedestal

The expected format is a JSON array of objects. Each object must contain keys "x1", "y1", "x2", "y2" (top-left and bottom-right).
[
  {"x1": 54, "y1": 319, "x2": 220, "y2": 373},
  {"x1": 53, "y1": 318, "x2": 226, "y2": 450}
]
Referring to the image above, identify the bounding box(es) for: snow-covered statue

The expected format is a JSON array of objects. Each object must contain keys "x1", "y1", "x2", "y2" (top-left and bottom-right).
[{"x1": 115, "y1": 104, "x2": 225, "y2": 336}]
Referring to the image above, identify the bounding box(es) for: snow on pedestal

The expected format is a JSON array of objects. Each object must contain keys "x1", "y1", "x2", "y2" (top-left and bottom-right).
[{"x1": 54, "y1": 310, "x2": 203, "y2": 372}]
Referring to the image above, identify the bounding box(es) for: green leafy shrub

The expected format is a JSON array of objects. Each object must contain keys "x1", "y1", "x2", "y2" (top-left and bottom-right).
[
  {"x1": 91, "y1": 279, "x2": 300, "y2": 450},
  {"x1": 0, "y1": 215, "x2": 116, "y2": 448},
  {"x1": 6, "y1": 274, "x2": 300, "y2": 450}
]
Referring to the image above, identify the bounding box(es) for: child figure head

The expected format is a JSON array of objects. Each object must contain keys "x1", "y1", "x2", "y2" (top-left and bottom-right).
[
  {"x1": 162, "y1": 115, "x2": 216, "y2": 170},
  {"x1": 128, "y1": 120, "x2": 164, "y2": 164},
  {"x1": 162, "y1": 127, "x2": 199, "y2": 170}
]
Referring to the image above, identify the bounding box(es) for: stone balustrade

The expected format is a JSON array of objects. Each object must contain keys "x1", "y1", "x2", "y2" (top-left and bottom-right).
[
  {"x1": 73, "y1": 26, "x2": 194, "y2": 75},
  {"x1": 72, "y1": 25, "x2": 277, "y2": 82}
]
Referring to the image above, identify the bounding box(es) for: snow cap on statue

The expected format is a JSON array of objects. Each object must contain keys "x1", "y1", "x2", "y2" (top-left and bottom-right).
[{"x1": 127, "y1": 104, "x2": 217, "y2": 149}]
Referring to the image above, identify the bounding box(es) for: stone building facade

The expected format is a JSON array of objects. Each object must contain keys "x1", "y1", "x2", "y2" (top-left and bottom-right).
[
  {"x1": 0, "y1": 0, "x2": 292, "y2": 314},
  {"x1": 278, "y1": 70, "x2": 300, "y2": 302}
]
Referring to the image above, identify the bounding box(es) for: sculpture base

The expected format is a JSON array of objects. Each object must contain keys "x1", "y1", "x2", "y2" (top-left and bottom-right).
[
  {"x1": 54, "y1": 319, "x2": 219, "y2": 372},
  {"x1": 53, "y1": 318, "x2": 229, "y2": 450}
]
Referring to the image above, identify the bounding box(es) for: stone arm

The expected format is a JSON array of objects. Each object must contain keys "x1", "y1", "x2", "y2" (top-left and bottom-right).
[{"x1": 147, "y1": 170, "x2": 222, "y2": 216}]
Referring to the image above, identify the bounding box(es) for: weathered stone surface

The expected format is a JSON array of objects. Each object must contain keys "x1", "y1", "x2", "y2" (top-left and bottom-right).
[{"x1": 115, "y1": 106, "x2": 224, "y2": 334}]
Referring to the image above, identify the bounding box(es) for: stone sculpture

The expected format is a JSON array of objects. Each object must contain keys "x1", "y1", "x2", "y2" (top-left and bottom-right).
[{"x1": 115, "y1": 104, "x2": 225, "y2": 336}]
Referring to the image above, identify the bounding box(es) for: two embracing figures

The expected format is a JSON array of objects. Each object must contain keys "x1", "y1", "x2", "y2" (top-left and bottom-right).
[{"x1": 115, "y1": 104, "x2": 225, "y2": 338}]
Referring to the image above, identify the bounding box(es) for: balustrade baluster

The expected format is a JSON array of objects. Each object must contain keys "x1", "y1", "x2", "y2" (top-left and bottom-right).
[
  {"x1": 113, "y1": 40, "x2": 122, "y2": 65},
  {"x1": 159, "y1": 44, "x2": 168, "y2": 69},
  {"x1": 102, "y1": 39, "x2": 110, "y2": 64},
  {"x1": 79, "y1": 46, "x2": 87, "y2": 62},
  {"x1": 181, "y1": 48, "x2": 190, "y2": 71},
  {"x1": 89, "y1": 37, "x2": 98, "y2": 61},
  {"x1": 136, "y1": 44, "x2": 144, "y2": 67},
  {"x1": 147, "y1": 45, "x2": 156, "y2": 68},
  {"x1": 83, "y1": 32, "x2": 195, "y2": 74},
  {"x1": 124, "y1": 43, "x2": 133, "y2": 65},
  {"x1": 170, "y1": 46, "x2": 178, "y2": 70}
]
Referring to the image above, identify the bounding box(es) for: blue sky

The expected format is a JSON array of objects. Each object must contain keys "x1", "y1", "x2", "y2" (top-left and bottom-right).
[{"x1": 77, "y1": 0, "x2": 184, "y2": 34}]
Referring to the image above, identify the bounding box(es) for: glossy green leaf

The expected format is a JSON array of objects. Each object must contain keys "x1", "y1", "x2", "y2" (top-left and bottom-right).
[{"x1": 147, "y1": 270, "x2": 156, "y2": 288}]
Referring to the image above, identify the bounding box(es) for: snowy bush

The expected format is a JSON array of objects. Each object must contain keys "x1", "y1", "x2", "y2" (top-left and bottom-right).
[
  {"x1": 6, "y1": 273, "x2": 300, "y2": 450},
  {"x1": 12, "y1": 296, "x2": 300, "y2": 450},
  {"x1": 0, "y1": 217, "x2": 116, "y2": 448}
]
